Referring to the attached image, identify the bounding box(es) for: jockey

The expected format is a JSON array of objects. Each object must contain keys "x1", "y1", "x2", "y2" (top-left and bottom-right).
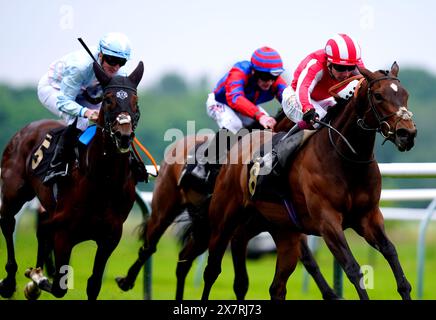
[
  {"x1": 263, "y1": 33, "x2": 366, "y2": 177},
  {"x1": 182, "y1": 46, "x2": 287, "y2": 189},
  {"x1": 38, "y1": 32, "x2": 146, "y2": 184},
  {"x1": 282, "y1": 33, "x2": 365, "y2": 129}
]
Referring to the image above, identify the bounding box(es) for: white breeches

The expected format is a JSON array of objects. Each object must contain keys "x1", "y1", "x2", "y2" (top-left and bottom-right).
[
  {"x1": 281, "y1": 86, "x2": 334, "y2": 122},
  {"x1": 206, "y1": 93, "x2": 269, "y2": 134}
]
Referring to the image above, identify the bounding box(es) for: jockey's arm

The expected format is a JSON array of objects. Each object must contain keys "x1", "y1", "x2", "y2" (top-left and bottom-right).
[
  {"x1": 225, "y1": 68, "x2": 265, "y2": 121},
  {"x1": 56, "y1": 66, "x2": 90, "y2": 118}
]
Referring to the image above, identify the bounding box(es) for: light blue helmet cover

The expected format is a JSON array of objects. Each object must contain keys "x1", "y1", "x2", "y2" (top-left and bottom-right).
[{"x1": 99, "y1": 32, "x2": 131, "y2": 60}]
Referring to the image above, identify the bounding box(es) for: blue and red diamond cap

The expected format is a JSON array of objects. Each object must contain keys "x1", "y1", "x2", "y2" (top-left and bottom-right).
[{"x1": 251, "y1": 46, "x2": 284, "y2": 76}]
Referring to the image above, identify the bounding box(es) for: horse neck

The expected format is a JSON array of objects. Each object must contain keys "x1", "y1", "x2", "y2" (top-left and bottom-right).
[
  {"x1": 330, "y1": 85, "x2": 377, "y2": 161},
  {"x1": 85, "y1": 129, "x2": 130, "y2": 183}
]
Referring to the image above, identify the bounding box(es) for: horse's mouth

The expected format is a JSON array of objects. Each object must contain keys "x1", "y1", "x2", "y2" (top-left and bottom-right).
[
  {"x1": 115, "y1": 141, "x2": 131, "y2": 153},
  {"x1": 114, "y1": 133, "x2": 133, "y2": 153},
  {"x1": 394, "y1": 128, "x2": 416, "y2": 152}
]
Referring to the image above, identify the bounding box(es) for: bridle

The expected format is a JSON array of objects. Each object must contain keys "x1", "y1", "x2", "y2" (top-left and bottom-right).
[
  {"x1": 326, "y1": 72, "x2": 413, "y2": 163},
  {"x1": 357, "y1": 74, "x2": 413, "y2": 143},
  {"x1": 98, "y1": 84, "x2": 140, "y2": 149}
]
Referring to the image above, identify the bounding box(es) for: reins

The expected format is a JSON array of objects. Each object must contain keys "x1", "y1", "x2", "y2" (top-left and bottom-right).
[
  {"x1": 133, "y1": 137, "x2": 159, "y2": 177},
  {"x1": 324, "y1": 74, "x2": 401, "y2": 164}
]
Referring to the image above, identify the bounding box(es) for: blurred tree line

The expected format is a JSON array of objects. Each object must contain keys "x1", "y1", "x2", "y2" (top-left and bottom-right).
[{"x1": 0, "y1": 68, "x2": 435, "y2": 193}]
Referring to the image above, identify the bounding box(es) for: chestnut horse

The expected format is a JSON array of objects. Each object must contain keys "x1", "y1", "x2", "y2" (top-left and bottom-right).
[
  {"x1": 200, "y1": 62, "x2": 417, "y2": 300},
  {"x1": 0, "y1": 61, "x2": 144, "y2": 299},
  {"x1": 116, "y1": 111, "x2": 339, "y2": 300}
]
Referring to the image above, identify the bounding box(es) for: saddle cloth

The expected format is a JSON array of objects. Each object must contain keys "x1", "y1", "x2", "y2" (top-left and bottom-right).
[{"x1": 30, "y1": 127, "x2": 65, "y2": 180}]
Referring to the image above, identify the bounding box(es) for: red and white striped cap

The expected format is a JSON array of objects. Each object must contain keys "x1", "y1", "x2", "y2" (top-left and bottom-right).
[{"x1": 324, "y1": 34, "x2": 362, "y2": 66}]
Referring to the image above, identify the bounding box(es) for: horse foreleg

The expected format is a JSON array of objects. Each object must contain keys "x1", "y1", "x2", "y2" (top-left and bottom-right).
[
  {"x1": 116, "y1": 208, "x2": 182, "y2": 291},
  {"x1": 201, "y1": 232, "x2": 227, "y2": 300},
  {"x1": 201, "y1": 213, "x2": 243, "y2": 300},
  {"x1": 87, "y1": 239, "x2": 120, "y2": 300},
  {"x1": 357, "y1": 211, "x2": 412, "y2": 300},
  {"x1": 43, "y1": 232, "x2": 75, "y2": 298},
  {"x1": 0, "y1": 216, "x2": 18, "y2": 298},
  {"x1": 298, "y1": 236, "x2": 339, "y2": 300},
  {"x1": 268, "y1": 230, "x2": 301, "y2": 300},
  {"x1": 230, "y1": 216, "x2": 266, "y2": 300},
  {"x1": 175, "y1": 232, "x2": 210, "y2": 300},
  {"x1": 321, "y1": 220, "x2": 369, "y2": 300}
]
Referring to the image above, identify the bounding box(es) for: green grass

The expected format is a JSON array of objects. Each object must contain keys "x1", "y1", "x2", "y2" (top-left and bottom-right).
[{"x1": 1, "y1": 207, "x2": 436, "y2": 300}]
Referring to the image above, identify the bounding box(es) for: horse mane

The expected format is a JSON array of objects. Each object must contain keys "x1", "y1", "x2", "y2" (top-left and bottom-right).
[
  {"x1": 322, "y1": 97, "x2": 349, "y2": 123},
  {"x1": 325, "y1": 69, "x2": 387, "y2": 123}
]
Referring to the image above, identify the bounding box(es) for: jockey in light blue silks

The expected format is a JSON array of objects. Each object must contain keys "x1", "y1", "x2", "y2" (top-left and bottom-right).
[{"x1": 37, "y1": 32, "x2": 145, "y2": 184}]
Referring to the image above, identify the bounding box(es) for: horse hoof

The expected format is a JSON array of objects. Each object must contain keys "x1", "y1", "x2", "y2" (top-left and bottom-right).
[
  {"x1": 115, "y1": 276, "x2": 133, "y2": 291},
  {"x1": 0, "y1": 279, "x2": 16, "y2": 299},
  {"x1": 24, "y1": 268, "x2": 33, "y2": 279},
  {"x1": 24, "y1": 281, "x2": 41, "y2": 300}
]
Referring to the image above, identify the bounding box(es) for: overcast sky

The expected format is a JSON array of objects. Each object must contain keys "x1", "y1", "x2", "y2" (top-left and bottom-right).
[{"x1": 1, "y1": 0, "x2": 435, "y2": 89}]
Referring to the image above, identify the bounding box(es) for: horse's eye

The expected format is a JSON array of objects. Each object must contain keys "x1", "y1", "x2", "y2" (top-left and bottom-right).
[
  {"x1": 104, "y1": 97, "x2": 112, "y2": 105},
  {"x1": 373, "y1": 93, "x2": 383, "y2": 101}
]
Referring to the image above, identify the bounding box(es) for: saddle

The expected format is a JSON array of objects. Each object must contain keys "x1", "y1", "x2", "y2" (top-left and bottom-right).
[{"x1": 248, "y1": 130, "x2": 315, "y2": 203}]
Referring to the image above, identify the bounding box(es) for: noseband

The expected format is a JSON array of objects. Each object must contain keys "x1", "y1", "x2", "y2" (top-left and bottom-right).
[{"x1": 357, "y1": 75, "x2": 413, "y2": 142}]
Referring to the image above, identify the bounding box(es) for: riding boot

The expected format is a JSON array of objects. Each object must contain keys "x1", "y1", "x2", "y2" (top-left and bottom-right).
[
  {"x1": 43, "y1": 134, "x2": 69, "y2": 185},
  {"x1": 261, "y1": 123, "x2": 303, "y2": 177},
  {"x1": 180, "y1": 128, "x2": 233, "y2": 191},
  {"x1": 189, "y1": 130, "x2": 221, "y2": 187},
  {"x1": 43, "y1": 120, "x2": 79, "y2": 185}
]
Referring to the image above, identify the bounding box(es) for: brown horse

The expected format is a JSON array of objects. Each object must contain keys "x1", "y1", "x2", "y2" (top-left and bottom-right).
[
  {"x1": 116, "y1": 111, "x2": 339, "y2": 300},
  {"x1": 200, "y1": 62, "x2": 417, "y2": 300},
  {"x1": 0, "y1": 61, "x2": 144, "y2": 299}
]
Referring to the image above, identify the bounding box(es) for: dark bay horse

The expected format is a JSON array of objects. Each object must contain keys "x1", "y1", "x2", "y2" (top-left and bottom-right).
[
  {"x1": 116, "y1": 113, "x2": 338, "y2": 300},
  {"x1": 0, "y1": 61, "x2": 144, "y2": 299},
  {"x1": 200, "y1": 62, "x2": 417, "y2": 300}
]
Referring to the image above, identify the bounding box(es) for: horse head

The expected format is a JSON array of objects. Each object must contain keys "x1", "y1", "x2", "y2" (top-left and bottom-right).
[
  {"x1": 357, "y1": 62, "x2": 417, "y2": 151},
  {"x1": 93, "y1": 61, "x2": 144, "y2": 153}
]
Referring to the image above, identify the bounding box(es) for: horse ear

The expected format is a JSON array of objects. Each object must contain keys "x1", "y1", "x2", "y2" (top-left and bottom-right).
[
  {"x1": 128, "y1": 61, "x2": 144, "y2": 88},
  {"x1": 390, "y1": 61, "x2": 399, "y2": 77},
  {"x1": 93, "y1": 62, "x2": 111, "y2": 87},
  {"x1": 357, "y1": 66, "x2": 376, "y2": 83}
]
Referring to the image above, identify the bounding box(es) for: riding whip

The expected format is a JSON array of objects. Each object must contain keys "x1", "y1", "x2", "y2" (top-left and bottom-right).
[{"x1": 77, "y1": 37, "x2": 106, "y2": 74}]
